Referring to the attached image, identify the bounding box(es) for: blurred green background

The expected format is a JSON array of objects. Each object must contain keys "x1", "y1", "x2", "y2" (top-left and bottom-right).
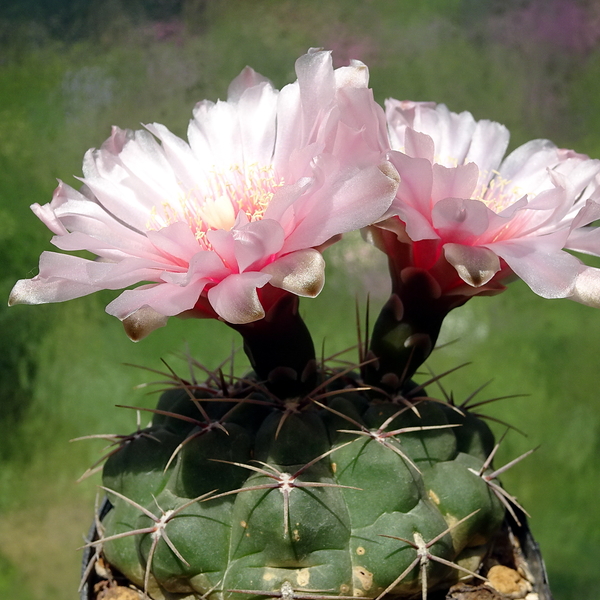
[{"x1": 1, "y1": 0, "x2": 600, "y2": 598}]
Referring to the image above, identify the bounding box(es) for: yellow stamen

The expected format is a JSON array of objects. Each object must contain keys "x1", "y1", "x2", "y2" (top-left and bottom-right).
[
  {"x1": 146, "y1": 163, "x2": 284, "y2": 245},
  {"x1": 473, "y1": 169, "x2": 522, "y2": 213}
]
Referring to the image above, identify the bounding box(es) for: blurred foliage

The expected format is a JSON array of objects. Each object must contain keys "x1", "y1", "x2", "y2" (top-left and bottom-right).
[{"x1": 1, "y1": 1, "x2": 600, "y2": 599}]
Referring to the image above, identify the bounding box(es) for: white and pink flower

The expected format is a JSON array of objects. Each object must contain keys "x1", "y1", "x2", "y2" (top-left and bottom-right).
[
  {"x1": 9, "y1": 50, "x2": 398, "y2": 339},
  {"x1": 374, "y1": 100, "x2": 600, "y2": 305}
]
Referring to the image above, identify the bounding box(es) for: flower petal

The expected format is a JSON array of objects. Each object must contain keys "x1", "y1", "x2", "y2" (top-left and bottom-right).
[
  {"x1": 282, "y1": 160, "x2": 398, "y2": 253},
  {"x1": 122, "y1": 306, "x2": 170, "y2": 341},
  {"x1": 431, "y1": 163, "x2": 479, "y2": 205},
  {"x1": 388, "y1": 151, "x2": 432, "y2": 206},
  {"x1": 262, "y1": 249, "x2": 325, "y2": 297},
  {"x1": 464, "y1": 119, "x2": 509, "y2": 187},
  {"x1": 443, "y1": 243, "x2": 501, "y2": 287},
  {"x1": 404, "y1": 128, "x2": 434, "y2": 162},
  {"x1": 233, "y1": 219, "x2": 285, "y2": 273},
  {"x1": 9, "y1": 273, "x2": 101, "y2": 306},
  {"x1": 31, "y1": 200, "x2": 68, "y2": 236},
  {"x1": 106, "y1": 279, "x2": 206, "y2": 319},
  {"x1": 146, "y1": 222, "x2": 201, "y2": 263},
  {"x1": 432, "y1": 198, "x2": 492, "y2": 241},
  {"x1": 490, "y1": 237, "x2": 582, "y2": 299},
  {"x1": 227, "y1": 66, "x2": 273, "y2": 102},
  {"x1": 571, "y1": 267, "x2": 600, "y2": 308},
  {"x1": 207, "y1": 272, "x2": 272, "y2": 324}
]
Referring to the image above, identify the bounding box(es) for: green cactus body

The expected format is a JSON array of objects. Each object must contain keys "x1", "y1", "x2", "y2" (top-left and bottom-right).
[{"x1": 99, "y1": 374, "x2": 506, "y2": 600}]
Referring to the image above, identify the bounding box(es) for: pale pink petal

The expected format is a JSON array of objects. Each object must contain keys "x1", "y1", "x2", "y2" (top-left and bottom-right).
[
  {"x1": 335, "y1": 95, "x2": 388, "y2": 157},
  {"x1": 294, "y1": 49, "x2": 335, "y2": 125},
  {"x1": 81, "y1": 127, "x2": 131, "y2": 181},
  {"x1": 262, "y1": 249, "x2": 325, "y2": 297},
  {"x1": 31, "y1": 200, "x2": 68, "y2": 235},
  {"x1": 234, "y1": 81, "x2": 278, "y2": 165},
  {"x1": 464, "y1": 119, "x2": 510, "y2": 187},
  {"x1": 116, "y1": 129, "x2": 178, "y2": 191},
  {"x1": 390, "y1": 203, "x2": 439, "y2": 242},
  {"x1": 281, "y1": 161, "x2": 398, "y2": 253},
  {"x1": 44, "y1": 181, "x2": 158, "y2": 259},
  {"x1": 571, "y1": 267, "x2": 600, "y2": 308},
  {"x1": 566, "y1": 226, "x2": 600, "y2": 256},
  {"x1": 273, "y1": 49, "x2": 386, "y2": 178},
  {"x1": 207, "y1": 272, "x2": 272, "y2": 324},
  {"x1": 192, "y1": 69, "x2": 279, "y2": 172},
  {"x1": 145, "y1": 222, "x2": 201, "y2": 263},
  {"x1": 144, "y1": 122, "x2": 201, "y2": 192},
  {"x1": 9, "y1": 274, "x2": 101, "y2": 306},
  {"x1": 51, "y1": 231, "x2": 150, "y2": 264},
  {"x1": 122, "y1": 306, "x2": 170, "y2": 341},
  {"x1": 497, "y1": 139, "x2": 560, "y2": 197},
  {"x1": 98, "y1": 258, "x2": 179, "y2": 287},
  {"x1": 414, "y1": 104, "x2": 476, "y2": 165},
  {"x1": 189, "y1": 100, "x2": 244, "y2": 167},
  {"x1": 490, "y1": 237, "x2": 582, "y2": 299},
  {"x1": 227, "y1": 66, "x2": 272, "y2": 102},
  {"x1": 82, "y1": 179, "x2": 141, "y2": 232},
  {"x1": 232, "y1": 219, "x2": 285, "y2": 273},
  {"x1": 160, "y1": 251, "x2": 228, "y2": 286},
  {"x1": 271, "y1": 81, "x2": 306, "y2": 173},
  {"x1": 431, "y1": 163, "x2": 479, "y2": 205},
  {"x1": 206, "y1": 229, "x2": 238, "y2": 273},
  {"x1": 86, "y1": 129, "x2": 183, "y2": 228},
  {"x1": 34, "y1": 252, "x2": 168, "y2": 290},
  {"x1": 263, "y1": 177, "x2": 313, "y2": 225},
  {"x1": 522, "y1": 183, "x2": 567, "y2": 212},
  {"x1": 334, "y1": 59, "x2": 370, "y2": 88},
  {"x1": 404, "y1": 129, "x2": 434, "y2": 162},
  {"x1": 385, "y1": 99, "x2": 437, "y2": 127},
  {"x1": 328, "y1": 121, "x2": 379, "y2": 168},
  {"x1": 443, "y1": 243, "x2": 501, "y2": 287},
  {"x1": 36, "y1": 252, "x2": 118, "y2": 284},
  {"x1": 547, "y1": 154, "x2": 600, "y2": 204},
  {"x1": 385, "y1": 99, "x2": 436, "y2": 152},
  {"x1": 47, "y1": 185, "x2": 150, "y2": 252},
  {"x1": 385, "y1": 101, "x2": 507, "y2": 172},
  {"x1": 431, "y1": 198, "x2": 492, "y2": 241},
  {"x1": 388, "y1": 151, "x2": 433, "y2": 215},
  {"x1": 81, "y1": 171, "x2": 153, "y2": 233},
  {"x1": 106, "y1": 279, "x2": 207, "y2": 319}
]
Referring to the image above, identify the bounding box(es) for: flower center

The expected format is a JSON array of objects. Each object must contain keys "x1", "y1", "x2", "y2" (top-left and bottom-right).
[
  {"x1": 147, "y1": 163, "x2": 284, "y2": 244},
  {"x1": 473, "y1": 170, "x2": 522, "y2": 213}
]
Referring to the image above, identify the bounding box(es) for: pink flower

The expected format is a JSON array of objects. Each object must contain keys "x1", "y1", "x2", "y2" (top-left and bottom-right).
[
  {"x1": 375, "y1": 100, "x2": 600, "y2": 305},
  {"x1": 10, "y1": 50, "x2": 398, "y2": 339}
]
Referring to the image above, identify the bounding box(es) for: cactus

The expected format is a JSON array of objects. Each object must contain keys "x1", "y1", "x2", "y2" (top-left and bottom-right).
[{"x1": 82, "y1": 299, "x2": 530, "y2": 600}]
